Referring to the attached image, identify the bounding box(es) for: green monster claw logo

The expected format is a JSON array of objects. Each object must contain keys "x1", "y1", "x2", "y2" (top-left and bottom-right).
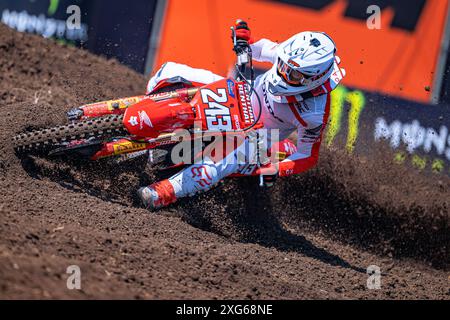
[
  {"x1": 48, "y1": 0, "x2": 60, "y2": 16},
  {"x1": 326, "y1": 87, "x2": 447, "y2": 174},
  {"x1": 326, "y1": 86, "x2": 365, "y2": 152}
]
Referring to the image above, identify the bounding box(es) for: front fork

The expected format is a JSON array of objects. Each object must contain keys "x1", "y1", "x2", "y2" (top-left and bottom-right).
[{"x1": 67, "y1": 96, "x2": 146, "y2": 120}]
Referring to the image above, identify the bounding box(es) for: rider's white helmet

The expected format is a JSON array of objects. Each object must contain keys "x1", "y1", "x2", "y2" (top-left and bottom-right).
[{"x1": 267, "y1": 31, "x2": 337, "y2": 97}]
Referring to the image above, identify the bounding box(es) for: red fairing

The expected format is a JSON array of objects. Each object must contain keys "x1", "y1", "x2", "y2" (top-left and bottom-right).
[
  {"x1": 124, "y1": 79, "x2": 258, "y2": 139},
  {"x1": 123, "y1": 98, "x2": 194, "y2": 139}
]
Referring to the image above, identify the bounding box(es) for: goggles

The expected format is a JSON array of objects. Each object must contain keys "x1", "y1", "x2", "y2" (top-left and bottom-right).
[{"x1": 277, "y1": 58, "x2": 330, "y2": 87}]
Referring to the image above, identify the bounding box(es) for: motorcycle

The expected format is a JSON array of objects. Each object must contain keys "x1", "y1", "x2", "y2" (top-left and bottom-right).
[{"x1": 13, "y1": 27, "x2": 295, "y2": 184}]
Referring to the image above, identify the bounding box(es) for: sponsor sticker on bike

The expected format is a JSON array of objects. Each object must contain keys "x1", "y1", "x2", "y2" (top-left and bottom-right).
[
  {"x1": 237, "y1": 83, "x2": 255, "y2": 125},
  {"x1": 227, "y1": 79, "x2": 235, "y2": 98},
  {"x1": 113, "y1": 141, "x2": 148, "y2": 155},
  {"x1": 128, "y1": 116, "x2": 138, "y2": 127},
  {"x1": 138, "y1": 110, "x2": 153, "y2": 129}
]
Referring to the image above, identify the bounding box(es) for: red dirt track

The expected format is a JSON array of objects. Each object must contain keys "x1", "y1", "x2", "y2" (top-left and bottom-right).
[{"x1": 0, "y1": 25, "x2": 449, "y2": 299}]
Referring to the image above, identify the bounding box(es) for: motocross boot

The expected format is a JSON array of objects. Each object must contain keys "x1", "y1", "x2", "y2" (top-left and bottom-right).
[{"x1": 137, "y1": 180, "x2": 177, "y2": 211}]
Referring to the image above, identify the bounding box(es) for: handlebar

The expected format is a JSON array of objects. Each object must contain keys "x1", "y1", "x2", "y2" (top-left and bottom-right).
[{"x1": 230, "y1": 26, "x2": 252, "y2": 81}]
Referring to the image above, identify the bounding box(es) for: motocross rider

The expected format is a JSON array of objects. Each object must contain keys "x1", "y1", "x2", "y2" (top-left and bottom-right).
[{"x1": 138, "y1": 20, "x2": 346, "y2": 210}]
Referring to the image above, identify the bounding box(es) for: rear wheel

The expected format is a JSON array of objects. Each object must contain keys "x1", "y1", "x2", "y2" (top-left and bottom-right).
[{"x1": 14, "y1": 115, "x2": 126, "y2": 153}]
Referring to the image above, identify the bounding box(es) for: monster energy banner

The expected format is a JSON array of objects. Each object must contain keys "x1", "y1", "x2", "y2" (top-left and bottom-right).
[
  {"x1": 326, "y1": 87, "x2": 450, "y2": 176},
  {"x1": 0, "y1": 0, "x2": 157, "y2": 72}
]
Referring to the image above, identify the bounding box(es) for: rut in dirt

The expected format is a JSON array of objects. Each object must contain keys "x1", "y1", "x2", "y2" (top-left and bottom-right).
[{"x1": 17, "y1": 142, "x2": 449, "y2": 270}]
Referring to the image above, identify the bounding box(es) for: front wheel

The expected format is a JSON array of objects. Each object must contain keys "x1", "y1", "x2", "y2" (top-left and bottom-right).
[{"x1": 13, "y1": 114, "x2": 127, "y2": 153}]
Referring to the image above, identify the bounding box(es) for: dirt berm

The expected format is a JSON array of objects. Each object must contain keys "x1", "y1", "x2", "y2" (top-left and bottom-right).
[{"x1": 0, "y1": 24, "x2": 448, "y2": 299}]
